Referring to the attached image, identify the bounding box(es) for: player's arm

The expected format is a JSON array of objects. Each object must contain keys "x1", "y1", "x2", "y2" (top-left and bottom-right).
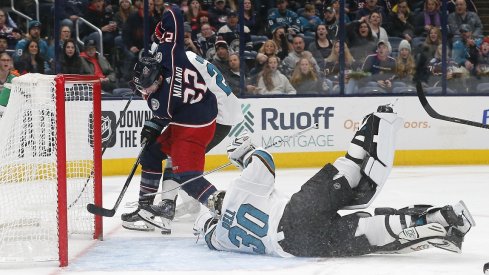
[{"x1": 227, "y1": 132, "x2": 276, "y2": 196}]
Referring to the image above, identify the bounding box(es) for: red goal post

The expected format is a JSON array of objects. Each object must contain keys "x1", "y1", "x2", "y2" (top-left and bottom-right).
[{"x1": 0, "y1": 74, "x2": 103, "y2": 267}]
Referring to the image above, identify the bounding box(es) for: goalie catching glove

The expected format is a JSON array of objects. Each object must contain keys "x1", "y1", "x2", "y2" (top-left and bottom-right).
[
  {"x1": 227, "y1": 131, "x2": 256, "y2": 170},
  {"x1": 141, "y1": 117, "x2": 168, "y2": 145}
]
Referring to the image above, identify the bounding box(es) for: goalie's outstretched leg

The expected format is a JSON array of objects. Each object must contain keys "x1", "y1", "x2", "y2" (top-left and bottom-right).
[
  {"x1": 354, "y1": 201, "x2": 476, "y2": 254},
  {"x1": 333, "y1": 105, "x2": 404, "y2": 209}
]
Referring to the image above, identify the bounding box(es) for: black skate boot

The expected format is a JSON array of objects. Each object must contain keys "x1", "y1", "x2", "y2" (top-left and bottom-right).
[
  {"x1": 121, "y1": 201, "x2": 156, "y2": 231},
  {"x1": 138, "y1": 199, "x2": 176, "y2": 234}
]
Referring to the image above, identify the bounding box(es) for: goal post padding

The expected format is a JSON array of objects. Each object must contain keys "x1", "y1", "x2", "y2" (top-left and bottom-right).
[{"x1": 0, "y1": 74, "x2": 102, "y2": 266}]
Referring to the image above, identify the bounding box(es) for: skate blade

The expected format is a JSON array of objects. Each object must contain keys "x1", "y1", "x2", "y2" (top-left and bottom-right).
[
  {"x1": 122, "y1": 221, "x2": 155, "y2": 232},
  {"x1": 138, "y1": 209, "x2": 172, "y2": 233}
]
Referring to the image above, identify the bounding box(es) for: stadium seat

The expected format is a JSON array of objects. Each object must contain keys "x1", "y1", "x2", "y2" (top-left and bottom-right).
[{"x1": 388, "y1": 37, "x2": 403, "y2": 53}]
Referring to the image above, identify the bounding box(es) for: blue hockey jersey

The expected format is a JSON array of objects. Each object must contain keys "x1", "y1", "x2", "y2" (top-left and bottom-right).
[{"x1": 149, "y1": 5, "x2": 218, "y2": 127}]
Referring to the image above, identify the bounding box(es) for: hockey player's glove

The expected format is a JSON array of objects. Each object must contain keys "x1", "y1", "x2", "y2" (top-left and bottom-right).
[
  {"x1": 227, "y1": 131, "x2": 255, "y2": 170},
  {"x1": 141, "y1": 117, "x2": 168, "y2": 145},
  {"x1": 193, "y1": 211, "x2": 218, "y2": 238}
]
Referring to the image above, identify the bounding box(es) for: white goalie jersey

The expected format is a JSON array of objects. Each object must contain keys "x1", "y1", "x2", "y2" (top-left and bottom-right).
[{"x1": 204, "y1": 149, "x2": 293, "y2": 257}]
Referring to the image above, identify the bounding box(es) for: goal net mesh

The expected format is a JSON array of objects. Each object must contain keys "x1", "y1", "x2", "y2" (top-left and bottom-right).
[{"x1": 0, "y1": 74, "x2": 98, "y2": 262}]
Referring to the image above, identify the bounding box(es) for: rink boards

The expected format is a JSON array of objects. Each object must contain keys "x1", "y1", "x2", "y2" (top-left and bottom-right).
[{"x1": 100, "y1": 96, "x2": 489, "y2": 175}]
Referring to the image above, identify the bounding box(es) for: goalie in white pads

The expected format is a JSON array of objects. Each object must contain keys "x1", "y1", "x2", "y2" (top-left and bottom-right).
[{"x1": 194, "y1": 105, "x2": 475, "y2": 257}]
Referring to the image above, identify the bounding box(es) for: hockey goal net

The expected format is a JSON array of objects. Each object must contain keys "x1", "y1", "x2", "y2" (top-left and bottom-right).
[{"x1": 0, "y1": 74, "x2": 102, "y2": 266}]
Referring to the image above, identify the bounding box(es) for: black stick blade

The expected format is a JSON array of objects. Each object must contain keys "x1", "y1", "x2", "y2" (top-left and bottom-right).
[
  {"x1": 416, "y1": 82, "x2": 489, "y2": 129},
  {"x1": 87, "y1": 203, "x2": 116, "y2": 217}
]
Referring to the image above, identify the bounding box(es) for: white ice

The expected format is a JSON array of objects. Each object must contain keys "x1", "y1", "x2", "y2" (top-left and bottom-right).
[{"x1": 2, "y1": 165, "x2": 489, "y2": 275}]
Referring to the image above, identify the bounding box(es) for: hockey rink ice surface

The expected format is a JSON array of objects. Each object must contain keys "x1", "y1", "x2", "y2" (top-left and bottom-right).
[{"x1": 2, "y1": 165, "x2": 489, "y2": 275}]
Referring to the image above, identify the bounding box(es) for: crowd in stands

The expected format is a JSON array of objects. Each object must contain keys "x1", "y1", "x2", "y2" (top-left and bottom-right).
[{"x1": 0, "y1": 0, "x2": 488, "y2": 97}]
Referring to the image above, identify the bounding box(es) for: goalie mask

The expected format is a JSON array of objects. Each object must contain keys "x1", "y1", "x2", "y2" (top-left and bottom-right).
[{"x1": 132, "y1": 56, "x2": 161, "y2": 93}]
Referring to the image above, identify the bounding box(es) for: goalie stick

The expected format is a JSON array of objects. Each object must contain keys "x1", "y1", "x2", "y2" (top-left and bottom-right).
[
  {"x1": 87, "y1": 141, "x2": 148, "y2": 217},
  {"x1": 145, "y1": 123, "x2": 320, "y2": 197},
  {"x1": 416, "y1": 82, "x2": 489, "y2": 129}
]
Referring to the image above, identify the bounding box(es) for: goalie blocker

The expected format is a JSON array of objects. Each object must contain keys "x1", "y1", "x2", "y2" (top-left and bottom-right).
[{"x1": 194, "y1": 105, "x2": 475, "y2": 258}]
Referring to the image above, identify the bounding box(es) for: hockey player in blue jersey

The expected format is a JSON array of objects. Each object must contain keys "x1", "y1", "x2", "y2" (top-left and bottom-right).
[
  {"x1": 121, "y1": 3, "x2": 242, "y2": 233},
  {"x1": 194, "y1": 105, "x2": 475, "y2": 257}
]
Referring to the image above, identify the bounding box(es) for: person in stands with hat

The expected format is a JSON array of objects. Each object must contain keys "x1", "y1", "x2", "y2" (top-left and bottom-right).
[
  {"x1": 346, "y1": 40, "x2": 396, "y2": 94},
  {"x1": 323, "y1": 6, "x2": 338, "y2": 41},
  {"x1": 80, "y1": 39, "x2": 117, "y2": 93},
  {"x1": 14, "y1": 20, "x2": 49, "y2": 63},
  {"x1": 217, "y1": 11, "x2": 252, "y2": 52},
  {"x1": 448, "y1": 0, "x2": 483, "y2": 39},
  {"x1": 452, "y1": 24, "x2": 482, "y2": 76},
  {"x1": 392, "y1": 39, "x2": 416, "y2": 93},
  {"x1": 208, "y1": 0, "x2": 231, "y2": 30},
  {"x1": 267, "y1": 0, "x2": 301, "y2": 37},
  {"x1": 476, "y1": 37, "x2": 489, "y2": 77},
  {"x1": 213, "y1": 40, "x2": 231, "y2": 73},
  {"x1": 183, "y1": 22, "x2": 202, "y2": 55}
]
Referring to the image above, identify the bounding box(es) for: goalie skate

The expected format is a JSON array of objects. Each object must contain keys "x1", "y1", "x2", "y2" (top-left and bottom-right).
[
  {"x1": 138, "y1": 199, "x2": 175, "y2": 234},
  {"x1": 174, "y1": 191, "x2": 201, "y2": 221}
]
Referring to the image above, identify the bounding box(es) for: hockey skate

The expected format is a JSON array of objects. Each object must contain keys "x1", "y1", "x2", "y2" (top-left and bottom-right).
[
  {"x1": 138, "y1": 199, "x2": 175, "y2": 234},
  {"x1": 121, "y1": 203, "x2": 156, "y2": 232}
]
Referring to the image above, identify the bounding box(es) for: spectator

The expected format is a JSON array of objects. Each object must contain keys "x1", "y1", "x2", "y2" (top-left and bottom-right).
[
  {"x1": 59, "y1": 39, "x2": 89, "y2": 74},
  {"x1": 329, "y1": 0, "x2": 351, "y2": 23},
  {"x1": 347, "y1": 40, "x2": 396, "y2": 94},
  {"x1": 298, "y1": 4, "x2": 322, "y2": 35},
  {"x1": 428, "y1": 44, "x2": 470, "y2": 93},
  {"x1": 414, "y1": 0, "x2": 441, "y2": 37},
  {"x1": 242, "y1": 0, "x2": 261, "y2": 35},
  {"x1": 83, "y1": 0, "x2": 118, "y2": 56},
  {"x1": 447, "y1": 0, "x2": 477, "y2": 14},
  {"x1": 114, "y1": 0, "x2": 136, "y2": 28},
  {"x1": 196, "y1": 23, "x2": 218, "y2": 60},
  {"x1": 451, "y1": 24, "x2": 481, "y2": 75},
  {"x1": 267, "y1": 0, "x2": 300, "y2": 36},
  {"x1": 271, "y1": 25, "x2": 291, "y2": 60},
  {"x1": 250, "y1": 56, "x2": 296, "y2": 95},
  {"x1": 308, "y1": 23, "x2": 333, "y2": 71},
  {"x1": 120, "y1": 0, "x2": 158, "y2": 80},
  {"x1": 0, "y1": 9, "x2": 21, "y2": 50},
  {"x1": 80, "y1": 39, "x2": 117, "y2": 92},
  {"x1": 59, "y1": 0, "x2": 89, "y2": 31},
  {"x1": 368, "y1": 11, "x2": 391, "y2": 52},
  {"x1": 186, "y1": 0, "x2": 210, "y2": 38},
  {"x1": 280, "y1": 36, "x2": 320, "y2": 78},
  {"x1": 222, "y1": 52, "x2": 243, "y2": 96},
  {"x1": 476, "y1": 37, "x2": 489, "y2": 77},
  {"x1": 48, "y1": 26, "x2": 74, "y2": 70},
  {"x1": 324, "y1": 40, "x2": 355, "y2": 93},
  {"x1": 0, "y1": 34, "x2": 8, "y2": 55},
  {"x1": 393, "y1": 39, "x2": 415, "y2": 92},
  {"x1": 423, "y1": 26, "x2": 442, "y2": 61},
  {"x1": 155, "y1": 0, "x2": 166, "y2": 15},
  {"x1": 208, "y1": 0, "x2": 231, "y2": 30},
  {"x1": 212, "y1": 40, "x2": 231, "y2": 73},
  {"x1": 15, "y1": 40, "x2": 49, "y2": 74},
  {"x1": 0, "y1": 52, "x2": 18, "y2": 117},
  {"x1": 386, "y1": 0, "x2": 415, "y2": 42},
  {"x1": 448, "y1": 0, "x2": 483, "y2": 39},
  {"x1": 361, "y1": 40, "x2": 396, "y2": 91},
  {"x1": 217, "y1": 11, "x2": 252, "y2": 52},
  {"x1": 183, "y1": 22, "x2": 202, "y2": 55},
  {"x1": 346, "y1": 20, "x2": 377, "y2": 65},
  {"x1": 14, "y1": 20, "x2": 49, "y2": 62},
  {"x1": 323, "y1": 6, "x2": 338, "y2": 41},
  {"x1": 290, "y1": 57, "x2": 328, "y2": 95},
  {"x1": 251, "y1": 40, "x2": 279, "y2": 78},
  {"x1": 356, "y1": 0, "x2": 387, "y2": 22}
]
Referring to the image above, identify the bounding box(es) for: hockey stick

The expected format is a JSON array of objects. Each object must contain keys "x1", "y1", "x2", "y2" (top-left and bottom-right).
[
  {"x1": 69, "y1": 94, "x2": 135, "y2": 210},
  {"x1": 416, "y1": 82, "x2": 489, "y2": 129},
  {"x1": 87, "y1": 141, "x2": 147, "y2": 217},
  {"x1": 145, "y1": 123, "x2": 320, "y2": 197}
]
